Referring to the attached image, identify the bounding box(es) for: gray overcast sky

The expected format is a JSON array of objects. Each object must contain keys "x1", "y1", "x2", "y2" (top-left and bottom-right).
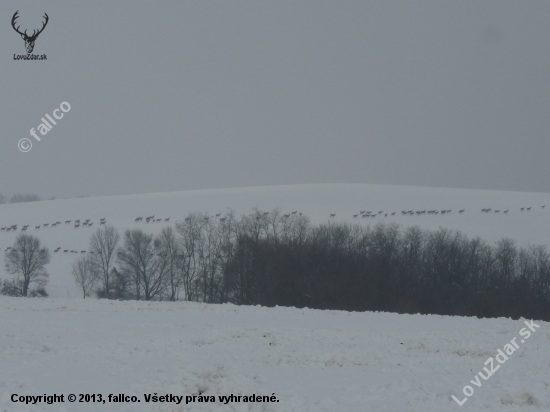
[{"x1": 1, "y1": 1, "x2": 549, "y2": 198}]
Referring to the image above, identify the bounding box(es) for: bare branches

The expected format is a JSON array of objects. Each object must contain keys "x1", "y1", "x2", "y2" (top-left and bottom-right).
[
  {"x1": 89, "y1": 225, "x2": 119, "y2": 297},
  {"x1": 72, "y1": 256, "x2": 98, "y2": 299},
  {"x1": 4, "y1": 234, "x2": 50, "y2": 296}
]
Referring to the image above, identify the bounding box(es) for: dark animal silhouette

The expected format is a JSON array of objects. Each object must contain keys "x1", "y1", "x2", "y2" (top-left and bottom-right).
[{"x1": 11, "y1": 11, "x2": 49, "y2": 53}]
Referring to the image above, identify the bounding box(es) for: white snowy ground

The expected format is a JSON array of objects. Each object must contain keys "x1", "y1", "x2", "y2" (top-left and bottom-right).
[
  {"x1": 1, "y1": 183, "x2": 550, "y2": 298},
  {"x1": 0, "y1": 297, "x2": 548, "y2": 411},
  {"x1": 1, "y1": 184, "x2": 550, "y2": 411}
]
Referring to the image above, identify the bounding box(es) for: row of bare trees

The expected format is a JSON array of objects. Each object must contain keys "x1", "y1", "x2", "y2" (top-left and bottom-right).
[
  {"x1": 69, "y1": 210, "x2": 309, "y2": 302},
  {"x1": 69, "y1": 213, "x2": 238, "y2": 301},
  {"x1": 0, "y1": 193, "x2": 42, "y2": 204},
  {"x1": 74, "y1": 208, "x2": 550, "y2": 320},
  {"x1": 3, "y1": 208, "x2": 550, "y2": 320},
  {"x1": 223, "y1": 218, "x2": 550, "y2": 320}
]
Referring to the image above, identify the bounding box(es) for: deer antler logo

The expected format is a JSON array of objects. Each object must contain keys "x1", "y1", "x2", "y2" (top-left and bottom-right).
[{"x1": 11, "y1": 11, "x2": 49, "y2": 54}]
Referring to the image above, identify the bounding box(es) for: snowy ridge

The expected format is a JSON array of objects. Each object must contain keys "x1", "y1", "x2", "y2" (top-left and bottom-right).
[{"x1": 1, "y1": 183, "x2": 550, "y2": 298}]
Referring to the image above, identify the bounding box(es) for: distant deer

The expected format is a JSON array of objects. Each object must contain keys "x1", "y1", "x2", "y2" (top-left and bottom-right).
[
  {"x1": 65, "y1": 220, "x2": 71, "y2": 224},
  {"x1": 330, "y1": 214, "x2": 336, "y2": 218},
  {"x1": 459, "y1": 209, "x2": 465, "y2": 213},
  {"x1": 35, "y1": 225, "x2": 40, "y2": 230}
]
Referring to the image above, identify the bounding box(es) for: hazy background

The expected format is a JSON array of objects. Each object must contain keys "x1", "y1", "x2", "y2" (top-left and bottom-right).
[{"x1": 1, "y1": 0, "x2": 549, "y2": 198}]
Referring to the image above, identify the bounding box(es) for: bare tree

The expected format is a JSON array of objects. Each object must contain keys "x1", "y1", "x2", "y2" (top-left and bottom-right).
[
  {"x1": 117, "y1": 229, "x2": 168, "y2": 300},
  {"x1": 110, "y1": 267, "x2": 131, "y2": 299},
  {"x1": 71, "y1": 256, "x2": 98, "y2": 299},
  {"x1": 157, "y1": 226, "x2": 183, "y2": 301},
  {"x1": 89, "y1": 225, "x2": 120, "y2": 298},
  {"x1": 175, "y1": 214, "x2": 203, "y2": 301},
  {"x1": 495, "y1": 238, "x2": 517, "y2": 287},
  {"x1": 4, "y1": 234, "x2": 50, "y2": 296},
  {"x1": 198, "y1": 217, "x2": 226, "y2": 303}
]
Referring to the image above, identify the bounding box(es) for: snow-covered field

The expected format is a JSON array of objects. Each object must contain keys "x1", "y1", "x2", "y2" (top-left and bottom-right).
[
  {"x1": 1, "y1": 183, "x2": 550, "y2": 298},
  {"x1": 0, "y1": 297, "x2": 548, "y2": 411},
  {"x1": 1, "y1": 184, "x2": 550, "y2": 411}
]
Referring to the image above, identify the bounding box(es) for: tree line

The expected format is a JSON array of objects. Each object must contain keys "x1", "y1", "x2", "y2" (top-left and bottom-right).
[
  {"x1": 2, "y1": 208, "x2": 550, "y2": 321},
  {"x1": 0, "y1": 193, "x2": 43, "y2": 204}
]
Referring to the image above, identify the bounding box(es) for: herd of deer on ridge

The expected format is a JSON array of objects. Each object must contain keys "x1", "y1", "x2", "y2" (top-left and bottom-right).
[
  {"x1": 330, "y1": 205, "x2": 546, "y2": 218},
  {"x1": 0, "y1": 205, "x2": 547, "y2": 255}
]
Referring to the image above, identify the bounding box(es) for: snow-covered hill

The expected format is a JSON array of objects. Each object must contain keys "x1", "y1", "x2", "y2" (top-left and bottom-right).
[
  {"x1": 1, "y1": 184, "x2": 549, "y2": 411},
  {"x1": 1, "y1": 183, "x2": 550, "y2": 298}
]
